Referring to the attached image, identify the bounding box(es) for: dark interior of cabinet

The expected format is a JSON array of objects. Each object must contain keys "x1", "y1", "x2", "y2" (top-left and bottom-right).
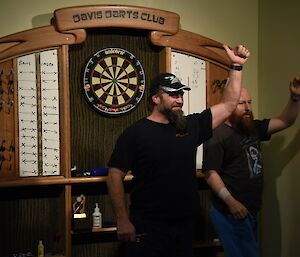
[
  {"x1": 0, "y1": 185, "x2": 65, "y2": 256},
  {"x1": 71, "y1": 182, "x2": 132, "y2": 257},
  {"x1": 194, "y1": 180, "x2": 216, "y2": 242},
  {"x1": 69, "y1": 179, "x2": 216, "y2": 257},
  {"x1": 71, "y1": 182, "x2": 133, "y2": 231}
]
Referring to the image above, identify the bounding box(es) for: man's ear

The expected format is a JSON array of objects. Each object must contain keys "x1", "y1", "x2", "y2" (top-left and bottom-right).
[{"x1": 152, "y1": 94, "x2": 160, "y2": 105}]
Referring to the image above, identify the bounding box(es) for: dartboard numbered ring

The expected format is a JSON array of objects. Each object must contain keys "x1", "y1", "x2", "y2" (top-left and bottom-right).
[{"x1": 83, "y1": 47, "x2": 145, "y2": 116}]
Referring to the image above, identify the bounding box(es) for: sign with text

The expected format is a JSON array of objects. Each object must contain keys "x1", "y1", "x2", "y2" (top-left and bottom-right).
[{"x1": 54, "y1": 5, "x2": 180, "y2": 34}]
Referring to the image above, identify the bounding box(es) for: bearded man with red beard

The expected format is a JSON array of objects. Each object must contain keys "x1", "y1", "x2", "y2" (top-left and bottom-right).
[{"x1": 203, "y1": 81, "x2": 300, "y2": 257}]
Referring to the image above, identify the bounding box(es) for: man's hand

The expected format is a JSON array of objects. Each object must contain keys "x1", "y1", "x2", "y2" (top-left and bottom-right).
[
  {"x1": 225, "y1": 195, "x2": 249, "y2": 219},
  {"x1": 290, "y1": 76, "x2": 300, "y2": 97},
  {"x1": 223, "y1": 44, "x2": 250, "y2": 66},
  {"x1": 117, "y1": 217, "x2": 136, "y2": 242}
]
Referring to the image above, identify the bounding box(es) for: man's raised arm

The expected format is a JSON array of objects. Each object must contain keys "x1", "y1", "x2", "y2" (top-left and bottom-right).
[
  {"x1": 268, "y1": 76, "x2": 300, "y2": 134},
  {"x1": 211, "y1": 44, "x2": 250, "y2": 129}
]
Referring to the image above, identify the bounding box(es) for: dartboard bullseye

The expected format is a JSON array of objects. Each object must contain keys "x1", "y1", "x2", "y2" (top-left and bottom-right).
[{"x1": 82, "y1": 47, "x2": 145, "y2": 116}]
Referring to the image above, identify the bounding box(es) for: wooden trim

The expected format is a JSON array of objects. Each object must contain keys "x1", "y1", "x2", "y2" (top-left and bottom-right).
[
  {"x1": 64, "y1": 185, "x2": 72, "y2": 257},
  {"x1": 58, "y1": 45, "x2": 71, "y2": 178},
  {"x1": 159, "y1": 47, "x2": 172, "y2": 73},
  {"x1": 54, "y1": 4, "x2": 180, "y2": 34},
  {"x1": 150, "y1": 29, "x2": 231, "y2": 67},
  {"x1": 0, "y1": 26, "x2": 86, "y2": 61},
  {"x1": 13, "y1": 59, "x2": 19, "y2": 177},
  {"x1": 206, "y1": 62, "x2": 211, "y2": 109}
]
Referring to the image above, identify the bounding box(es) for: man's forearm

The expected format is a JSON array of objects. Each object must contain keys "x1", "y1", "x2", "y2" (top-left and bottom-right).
[
  {"x1": 268, "y1": 94, "x2": 300, "y2": 134},
  {"x1": 107, "y1": 168, "x2": 129, "y2": 220},
  {"x1": 221, "y1": 68, "x2": 243, "y2": 112},
  {"x1": 279, "y1": 96, "x2": 299, "y2": 126},
  {"x1": 211, "y1": 68, "x2": 243, "y2": 128},
  {"x1": 205, "y1": 170, "x2": 231, "y2": 201}
]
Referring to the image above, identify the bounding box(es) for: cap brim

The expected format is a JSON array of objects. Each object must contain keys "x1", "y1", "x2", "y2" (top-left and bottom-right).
[{"x1": 160, "y1": 84, "x2": 191, "y2": 92}]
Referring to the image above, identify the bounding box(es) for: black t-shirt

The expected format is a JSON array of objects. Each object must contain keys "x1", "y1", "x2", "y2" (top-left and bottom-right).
[
  {"x1": 108, "y1": 109, "x2": 212, "y2": 219},
  {"x1": 202, "y1": 120, "x2": 271, "y2": 213}
]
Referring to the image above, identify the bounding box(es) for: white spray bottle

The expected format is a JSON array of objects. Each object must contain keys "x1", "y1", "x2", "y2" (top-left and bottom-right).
[{"x1": 92, "y1": 203, "x2": 102, "y2": 228}]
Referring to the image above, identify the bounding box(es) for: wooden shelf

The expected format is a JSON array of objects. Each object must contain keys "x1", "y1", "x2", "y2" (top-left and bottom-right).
[
  {"x1": 72, "y1": 226, "x2": 117, "y2": 235},
  {"x1": 193, "y1": 238, "x2": 221, "y2": 248},
  {"x1": 92, "y1": 227, "x2": 117, "y2": 233},
  {"x1": 45, "y1": 255, "x2": 65, "y2": 257},
  {"x1": 0, "y1": 171, "x2": 205, "y2": 188},
  {"x1": 196, "y1": 170, "x2": 205, "y2": 178},
  {"x1": 0, "y1": 174, "x2": 134, "y2": 188}
]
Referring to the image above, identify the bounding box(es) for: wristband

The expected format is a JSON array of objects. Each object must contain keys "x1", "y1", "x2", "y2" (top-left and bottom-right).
[
  {"x1": 291, "y1": 94, "x2": 300, "y2": 102},
  {"x1": 218, "y1": 187, "x2": 231, "y2": 201},
  {"x1": 230, "y1": 64, "x2": 243, "y2": 71}
]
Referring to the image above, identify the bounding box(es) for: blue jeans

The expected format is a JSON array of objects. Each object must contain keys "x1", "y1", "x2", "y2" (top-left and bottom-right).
[
  {"x1": 125, "y1": 214, "x2": 194, "y2": 257},
  {"x1": 211, "y1": 206, "x2": 260, "y2": 257}
]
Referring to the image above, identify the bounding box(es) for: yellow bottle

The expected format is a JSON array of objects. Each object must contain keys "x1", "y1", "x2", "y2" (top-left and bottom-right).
[{"x1": 38, "y1": 240, "x2": 44, "y2": 257}]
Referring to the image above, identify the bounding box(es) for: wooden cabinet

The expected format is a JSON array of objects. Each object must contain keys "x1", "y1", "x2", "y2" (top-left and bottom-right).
[
  {"x1": 0, "y1": 173, "x2": 222, "y2": 257},
  {"x1": 0, "y1": 176, "x2": 122, "y2": 256},
  {"x1": 0, "y1": 4, "x2": 230, "y2": 257},
  {"x1": 0, "y1": 184, "x2": 66, "y2": 256}
]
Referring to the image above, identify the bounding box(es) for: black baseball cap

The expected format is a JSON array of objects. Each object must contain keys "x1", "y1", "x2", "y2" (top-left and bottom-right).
[{"x1": 150, "y1": 73, "x2": 191, "y2": 95}]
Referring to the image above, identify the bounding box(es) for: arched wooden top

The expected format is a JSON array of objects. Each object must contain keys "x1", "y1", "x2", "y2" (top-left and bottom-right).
[
  {"x1": 0, "y1": 25, "x2": 86, "y2": 61},
  {"x1": 150, "y1": 30, "x2": 231, "y2": 67},
  {"x1": 0, "y1": 4, "x2": 229, "y2": 67},
  {"x1": 54, "y1": 4, "x2": 180, "y2": 34}
]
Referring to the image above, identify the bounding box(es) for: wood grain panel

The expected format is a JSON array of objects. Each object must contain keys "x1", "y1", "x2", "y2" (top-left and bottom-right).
[
  {"x1": 206, "y1": 62, "x2": 229, "y2": 107},
  {"x1": 0, "y1": 59, "x2": 16, "y2": 180},
  {"x1": 69, "y1": 28, "x2": 160, "y2": 172},
  {"x1": 150, "y1": 30, "x2": 230, "y2": 67},
  {"x1": 0, "y1": 186, "x2": 65, "y2": 256},
  {"x1": 0, "y1": 26, "x2": 86, "y2": 62}
]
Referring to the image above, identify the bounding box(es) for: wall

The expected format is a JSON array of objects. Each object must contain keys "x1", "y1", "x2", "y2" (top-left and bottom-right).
[
  {"x1": 259, "y1": 1, "x2": 300, "y2": 257},
  {"x1": 6, "y1": 1, "x2": 300, "y2": 257}
]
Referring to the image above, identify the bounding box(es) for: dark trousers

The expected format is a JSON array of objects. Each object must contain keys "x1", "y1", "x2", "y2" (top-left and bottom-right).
[{"x1": 125, "y1": 214, "x2": 194, "y2": 257}]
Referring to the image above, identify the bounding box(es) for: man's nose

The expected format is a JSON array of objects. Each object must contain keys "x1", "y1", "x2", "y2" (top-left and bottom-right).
[
  {"x1": 244, "y1": 102, "x2": 250, "y2": 110},
  {"x1": 176, "y1": 96, "x2": 184, "y2": 104}
]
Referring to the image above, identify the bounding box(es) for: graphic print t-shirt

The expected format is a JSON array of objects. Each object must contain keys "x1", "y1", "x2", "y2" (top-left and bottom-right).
[{"x1": 202, "y1": 120, "x2": 271, "y2": 213}]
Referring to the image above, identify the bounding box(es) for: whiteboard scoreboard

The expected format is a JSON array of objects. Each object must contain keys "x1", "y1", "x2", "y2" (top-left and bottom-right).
[{"x1": 171, "y1": 51, "x2": 206, "y2": 168}]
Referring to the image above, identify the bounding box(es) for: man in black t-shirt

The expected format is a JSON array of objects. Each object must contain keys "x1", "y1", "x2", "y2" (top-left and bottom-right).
[
  {"x1": 202, "y1": 82, "x2": 300, "y2": 257},
  {"x1": 107, "y1": 44, "x2": 250, "y2": 257}
]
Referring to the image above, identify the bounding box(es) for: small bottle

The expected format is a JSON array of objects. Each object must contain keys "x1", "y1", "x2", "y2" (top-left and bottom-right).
[
  {"x1": 92, "y1": 203, "x2": 102, "y2": 228},
  {"x1": 37, "y1": 240, "x2": 44, "y2": 257}
]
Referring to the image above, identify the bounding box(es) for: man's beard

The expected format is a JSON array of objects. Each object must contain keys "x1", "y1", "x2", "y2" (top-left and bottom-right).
[
  {"x1": 230, "y1": 112, "x2": 257, "y2": 136},
  {"x1": 159, "y1": 105, "x2": 187, "y2": 130}
]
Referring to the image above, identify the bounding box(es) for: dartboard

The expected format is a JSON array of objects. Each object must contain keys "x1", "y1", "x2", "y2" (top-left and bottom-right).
[{"x1": 82, "y1": 47, "x2": 145, "y2": 116}]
